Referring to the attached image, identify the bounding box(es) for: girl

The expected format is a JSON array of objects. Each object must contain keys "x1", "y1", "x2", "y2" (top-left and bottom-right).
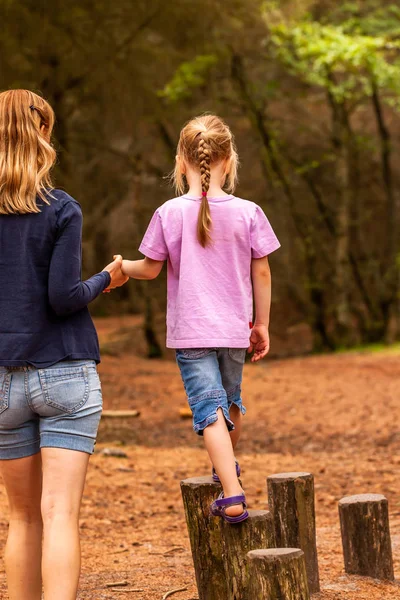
[
  {"x1": 0, "y1": 89, "x2": 127, "y2": 600},
  {"x1": 120, "y1": 114, "x2": 280, "y2": 522}
]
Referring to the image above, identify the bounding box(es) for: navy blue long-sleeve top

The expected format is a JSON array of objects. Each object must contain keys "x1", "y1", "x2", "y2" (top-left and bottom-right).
[{"x1": 0, "y1": 189, "x2": 111, "y2": 367}]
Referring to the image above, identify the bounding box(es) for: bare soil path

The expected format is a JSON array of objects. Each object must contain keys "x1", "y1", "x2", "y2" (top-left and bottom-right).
[{"x1": 1, "y1": 318, "x2": 400, "y2": 599}]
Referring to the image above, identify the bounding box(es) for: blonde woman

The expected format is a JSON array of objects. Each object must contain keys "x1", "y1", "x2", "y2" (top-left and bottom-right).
[
  {"x1": 0, "y1": 89, "x2": 127, "y2": 600},
  {"x1": 120, "y1": 115, "x2": 280, "y2": 522}
]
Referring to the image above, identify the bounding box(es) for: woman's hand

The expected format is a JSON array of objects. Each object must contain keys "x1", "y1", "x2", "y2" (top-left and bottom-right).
[{"x1": 102, "y1": 255, "x2": 129, "y2": 292}]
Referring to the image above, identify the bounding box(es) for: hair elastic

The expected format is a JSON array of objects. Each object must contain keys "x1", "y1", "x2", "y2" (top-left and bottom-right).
[{"x1": 202, "y1": 191, "x2": 207, "y2": 197}]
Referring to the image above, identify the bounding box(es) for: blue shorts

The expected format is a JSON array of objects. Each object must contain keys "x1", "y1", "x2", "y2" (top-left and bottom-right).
[
  {"x1": 0, "y1": 360, "x2": 103, "y2": 459},
  {"x1": 176, "y1": 348, "x2": 247, "y2": 436}
]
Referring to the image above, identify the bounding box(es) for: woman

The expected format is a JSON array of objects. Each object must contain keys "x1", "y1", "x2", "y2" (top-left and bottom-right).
[{"x1": 0, "y1": 89, "x2": 127, "y2": 600}]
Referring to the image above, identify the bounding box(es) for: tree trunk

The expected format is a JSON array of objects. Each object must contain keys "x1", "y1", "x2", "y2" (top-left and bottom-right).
[
  {"x1": 180, "y1": 477, "x2": 227, "y2": 600},
  {"x1": 247, "y1": 548, "x2": 310, "y2": 600},
  {"x1": 328, "y1": 92, "x2": 353, "y2": 344},
  {"x1": 339, "y1": 493, "x2": 394, "y2": 580},
  {"x1": 221, "y1": 510, "x2": 275, "y2": 600},
  {"x1": 371, "y1": 83, "x2": 400, "y2": 342},
  {"x1": 267, "y1": 472, "x2": 320, "y2": 593}
]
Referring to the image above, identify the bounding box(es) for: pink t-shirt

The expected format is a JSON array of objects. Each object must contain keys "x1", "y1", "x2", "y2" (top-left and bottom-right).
[{"x1": 139, "y1": 194, "x2": 280, "y2": 349}]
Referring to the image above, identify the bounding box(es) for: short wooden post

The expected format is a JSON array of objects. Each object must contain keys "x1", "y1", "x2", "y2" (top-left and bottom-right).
[
  {"x1": 180, "y1": 476, "x2": 226, "y2": 600},
  {"x1": 339, "y1": 493, "x2": 394, "y2": 580},
  {"x1": 267, "y1": 472, "x2": 320, "y2": 593},
  {"x1": 247, "y1": 548, "x2": 310, "y2": 600},
  {"x1": 221, "y1": 509, "x2": 275, "y2": 600}
]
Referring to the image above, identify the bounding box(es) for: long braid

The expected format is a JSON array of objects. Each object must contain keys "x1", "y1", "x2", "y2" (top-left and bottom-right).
[{"x1": 197, "y1": 135, "x2": 212, "y2": 247}]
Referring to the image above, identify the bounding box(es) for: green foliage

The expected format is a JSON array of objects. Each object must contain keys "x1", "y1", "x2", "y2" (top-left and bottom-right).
[
  {"x1": 270, "y1": 19, "x2": 400, "y2": 105},
  {"x1": 159, "y1": 54, "x2": 218, "y2": 103}
]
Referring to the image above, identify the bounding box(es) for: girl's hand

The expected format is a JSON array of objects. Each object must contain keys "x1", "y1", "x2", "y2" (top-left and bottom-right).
[
  {"x1": 247, "y1": 324, "x2": 270, "y2": 362},
  {"x1": 102, "y1": 255, "x2": 129, "y2": 292}
]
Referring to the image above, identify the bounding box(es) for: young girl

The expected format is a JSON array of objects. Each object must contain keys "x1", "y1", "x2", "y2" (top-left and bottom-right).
[
  {"x1": 120, "y1": 115, "x2": 280, "y2": 523},
  {"x1": 0, "y1": 89, "x2": 127, "y2": 600}
]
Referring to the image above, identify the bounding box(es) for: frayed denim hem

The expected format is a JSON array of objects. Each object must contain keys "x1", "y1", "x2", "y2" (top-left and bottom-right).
[{"x1": 194, "y1": 405, "x2": 235, "y2": 437}]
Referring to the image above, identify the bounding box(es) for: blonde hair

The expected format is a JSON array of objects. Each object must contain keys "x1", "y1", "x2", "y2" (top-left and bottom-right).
[
  {"x1": 0, "y1": 89, "x2": 56, "y2": 215},
  {"x1": 173, "y1": 114, "x2": 239, "y2": 247}
]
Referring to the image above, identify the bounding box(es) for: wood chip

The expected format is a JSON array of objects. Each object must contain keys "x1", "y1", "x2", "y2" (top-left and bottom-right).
[
  {"x1": 179, "y1": 407, "x2": 192, "y2": 419},
  {"x1": 162, "y1": 587, "x2": 188, "y2": 599}
]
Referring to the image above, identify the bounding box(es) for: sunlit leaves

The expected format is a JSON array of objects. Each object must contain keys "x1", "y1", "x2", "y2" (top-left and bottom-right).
[
  {"x1": 159, "y1": 54, "x2": 218, "y2": 103},
  {"x1": 269, "y1": 19, "x2": 400, "y2": 106}
]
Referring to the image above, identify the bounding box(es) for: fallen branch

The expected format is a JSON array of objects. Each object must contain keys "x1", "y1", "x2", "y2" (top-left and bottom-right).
[
  {"x1": 106, "y1": 581, "x2": 128, "y2": 588},
  {"x1": 162, "y1": 587, "x2": 188, "y2": 600},
  {"x1": 103, "y1": 410, "x2": 140, "y2": 418},
  {"x1": 111, "y1": 589, "x2": 144, "y2": 593}
]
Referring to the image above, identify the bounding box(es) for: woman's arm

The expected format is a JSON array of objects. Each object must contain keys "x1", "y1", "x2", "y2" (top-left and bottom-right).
[
  {"x1": 121, "y1": 257, "x2": 164, "y2": 280},
  {"x1": 48, "y1": 201, "x2": 119, "y2": 316},
  {"x1": 249, "y1": 256, "x2": 272, "y2": 362}
]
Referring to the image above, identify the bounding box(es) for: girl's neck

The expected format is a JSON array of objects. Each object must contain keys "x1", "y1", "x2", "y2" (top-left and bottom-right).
[{"x1": 185, "y1": 167, "x2": 230, "y2": 198}]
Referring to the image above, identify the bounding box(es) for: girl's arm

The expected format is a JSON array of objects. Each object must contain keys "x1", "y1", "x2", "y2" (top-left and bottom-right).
[
  {"x1": 249, "y1": 256, "x2": 272, "y2": 362},
  {"x1": 121, "y1": 257, "x2": 164, "y2": 280}
]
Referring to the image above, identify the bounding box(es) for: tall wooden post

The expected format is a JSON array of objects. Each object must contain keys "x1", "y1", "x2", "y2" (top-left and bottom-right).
[
  {"x1": 221, "y1": 509, "x2": 275, "y2": 600},
  {"x1": 267, "y1": 472, "x2": 320, "y2": 593},
  {"x1": 180, "y1": 476, "x2": 226, "y2": 600},
  {"x1": 339, "y1": 494, "x2": 394, "y2": 580},
  {"x1": 247, "y1": 548, "x2": 310, "y2": 600}
]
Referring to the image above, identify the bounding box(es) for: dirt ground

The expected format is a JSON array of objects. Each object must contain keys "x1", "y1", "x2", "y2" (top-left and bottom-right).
[{"x1": 1, "y1": 317, "x2": 400, "y2": 599}]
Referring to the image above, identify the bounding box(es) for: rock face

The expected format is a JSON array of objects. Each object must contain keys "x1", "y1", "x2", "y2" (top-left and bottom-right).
[
  {"x1": 339, "y1": 493, "x2": 394, "y2": 581},
  {"x1": 267, "y1": 472, "x2": 320, "y2": 593},
  {"x1": 247, "y1": 548, "x2": 310, "y2": 600}
]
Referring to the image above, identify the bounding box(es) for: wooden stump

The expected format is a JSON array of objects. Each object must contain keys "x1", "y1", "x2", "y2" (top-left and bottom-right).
[
  {"x1": 339, "y1": 493, "x2": 394, "y2": 580},
  {"x1": 221, "y1": 509, "x2": 275, "y2": 600},
  {"x1": 267, "y1": 472, "x2": 320, "y2": 593},
  {"x1": 247, "y1": 548, "x2": 310, "y2": 600},
  {"x1": 180, "y1": 476, "x2": 226, "y2": 600}
]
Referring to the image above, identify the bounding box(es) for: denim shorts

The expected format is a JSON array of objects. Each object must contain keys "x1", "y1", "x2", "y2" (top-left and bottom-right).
[
  {"x1": 0, "y1": 360, "x2": 103, "y2": 460},
  {"x1": 176, "y1": 348, "x2": 247, "y2": 436}
]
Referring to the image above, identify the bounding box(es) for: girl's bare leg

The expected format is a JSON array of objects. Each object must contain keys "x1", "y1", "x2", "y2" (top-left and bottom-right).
[{"x1": 203, "y1": 409, "x2": 244, "y2": 517}]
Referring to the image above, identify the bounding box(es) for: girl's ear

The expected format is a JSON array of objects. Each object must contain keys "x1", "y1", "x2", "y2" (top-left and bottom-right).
[
  {"x1": 223, "y1": 157, "x2": 232, "y2": 175},
  {"x1": 177, "y1": 155, "x2": 186, "y2": 175}
]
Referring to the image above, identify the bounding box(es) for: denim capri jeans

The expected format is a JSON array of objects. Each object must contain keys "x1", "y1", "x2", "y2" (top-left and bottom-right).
[
  {"x1": 0, "y1": 360, "x2": 103, "y2": 459},
  {"x1": 176, "y1": 348, "x2": 247, "y2": 435}
]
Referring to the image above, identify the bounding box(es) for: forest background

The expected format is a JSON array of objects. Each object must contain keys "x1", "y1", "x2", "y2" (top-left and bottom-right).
[{"x1": 2, "y1": 0, "x2": 400, "y2": 357}]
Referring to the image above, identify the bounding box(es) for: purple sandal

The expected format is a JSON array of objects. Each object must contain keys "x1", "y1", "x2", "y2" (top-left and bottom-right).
[
  {"x1": 210, "y1": 492, "x2": 249, "y2": 524},
  {"x1": 212, "y1": 460, "x2": 241, "y2": 483}
]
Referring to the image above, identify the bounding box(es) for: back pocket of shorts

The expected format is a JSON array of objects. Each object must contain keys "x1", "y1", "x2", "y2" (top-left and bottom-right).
[
  {"x1": 39, "y1": 366, "x2": 89, "y2": 414},
  {"x1": 228, "y1": 348, "x2": 246, "y2": 364},
  {"x1": 0, "y1": 373, "x2": 11, "y2": 415}
]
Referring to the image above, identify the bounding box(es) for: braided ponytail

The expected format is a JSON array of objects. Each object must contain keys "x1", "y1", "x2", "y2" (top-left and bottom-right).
[{"x1": 197, "y1": 136, "x2": 212, "y2": 247}]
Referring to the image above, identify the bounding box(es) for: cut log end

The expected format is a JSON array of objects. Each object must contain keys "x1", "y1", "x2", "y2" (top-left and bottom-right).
[
  {"x1": 249, "y1": 548, "x2": 304, "y2": 562},
  {"x1": 267, "y1": 472, "x2": 311, "y2": 482},
  {"x1": 339, "y1": 493, "x2": 386, "y2": 505}
]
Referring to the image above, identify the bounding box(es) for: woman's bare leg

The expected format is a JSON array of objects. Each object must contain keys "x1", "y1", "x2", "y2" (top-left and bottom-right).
[
  {"x1": 41, "y1": 447, "x2": 90, "y2": 600},
  {"x1": 0, "y1": 453, "x2": 43, "y2": 600}
]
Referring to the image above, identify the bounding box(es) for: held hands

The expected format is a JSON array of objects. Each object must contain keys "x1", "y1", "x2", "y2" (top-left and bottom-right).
[
  {"x1": 247, "y1": 324, "x2": 270, "y2": 363},
  {"x1": 102, "y1": 255, "x2": 129, "y2": 293}
]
